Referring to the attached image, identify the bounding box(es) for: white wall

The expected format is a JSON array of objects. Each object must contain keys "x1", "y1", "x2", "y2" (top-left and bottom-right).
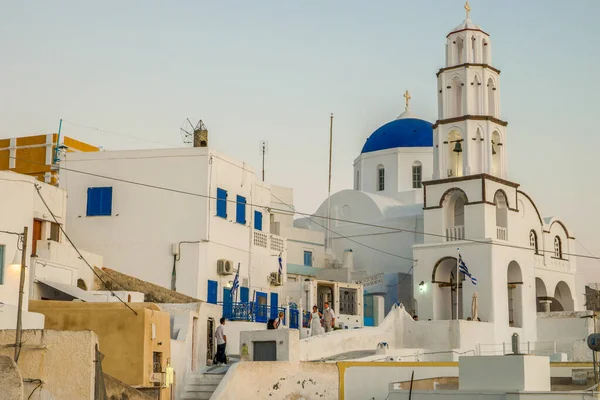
[{"x1": 61, "y1": 148, "x2": 287, "y2": 302}]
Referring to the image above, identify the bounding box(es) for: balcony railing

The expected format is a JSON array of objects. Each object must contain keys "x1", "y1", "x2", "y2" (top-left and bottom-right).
[
  {"x1": 496, "y1": 226, "x2": 507, "y2": 241},
  {"x1": 217, "y1": 301, "x2": 309, "y2": 329},
  {"x1": 253, "y1": 231, "x2": 268, "y2": 248},
  {"x1": 253, "y1": 230, "x2": 286, "y2": 254},
  {"x1": 445, "y1": 226, "x2": 465, "y2": 241}
]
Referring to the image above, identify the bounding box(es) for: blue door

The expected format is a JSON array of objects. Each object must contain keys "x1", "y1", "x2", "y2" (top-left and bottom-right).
[
  {"x1": 240, "y1": 287, "x2": 249, "y2": 303},
  {"x1": 256, "y1": 292, "x2": 268, "y2": 323},
  {"x1": 223, "y1": 288, "x2": 232, "y2": 319},
  {"x1": 207, "y1": 280, "x2": 218, "y2": 304},
  {"x1": 270, "y1": 292, "x2": 279, "y2": 320}
]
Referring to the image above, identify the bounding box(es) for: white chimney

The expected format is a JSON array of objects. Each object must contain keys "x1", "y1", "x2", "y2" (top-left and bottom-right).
[{"x1": 342, "y1": 249, "x2": 354, "y2": 271}]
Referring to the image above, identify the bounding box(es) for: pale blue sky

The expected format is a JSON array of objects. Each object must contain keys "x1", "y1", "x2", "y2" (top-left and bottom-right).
[{"x1": 2, "y1": 1, "x2": 600, "y2": 280}]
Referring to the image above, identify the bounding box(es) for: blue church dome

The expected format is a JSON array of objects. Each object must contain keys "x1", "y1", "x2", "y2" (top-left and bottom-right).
[{"x1": 361, "y1": 113, "x2": 433, "y2": 154}]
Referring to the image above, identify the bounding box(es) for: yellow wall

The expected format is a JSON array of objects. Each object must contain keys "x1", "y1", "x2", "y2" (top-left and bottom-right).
[
  {"x1": 29, "y1": 301, "x2": 171, "y2": 397},
  {"x1": 0, "y1": 134, "x2": 99, "y2": 184}
]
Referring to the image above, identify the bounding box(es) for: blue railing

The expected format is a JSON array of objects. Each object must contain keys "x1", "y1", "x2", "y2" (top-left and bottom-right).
[{"x1": 217, "y1": 301, "x2": 310, "y2": 329}]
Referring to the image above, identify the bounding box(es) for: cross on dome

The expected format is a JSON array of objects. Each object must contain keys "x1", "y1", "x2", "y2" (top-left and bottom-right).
[{"x1": 403, "y1": 90, "x2": 411, "y2": 111}]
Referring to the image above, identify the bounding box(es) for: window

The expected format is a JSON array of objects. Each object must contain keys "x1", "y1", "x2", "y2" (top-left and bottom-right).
[
  {"x1": 303, "y1": 251, "x2": 313, "y2": 267},
  {"x1": 236, "y1": 195, "x2": 247, "y2": 224},
  {"x1": 529, "y1": 230, "x2": 538, "y2": 254},
  {"x1": 254, "y1": 210, "x2": 263, "y2": 231},
  {"x1": 0, "y1": 245, "x2": 4, "y2": 284},
  {"x1": 377, "y1": 166, "x2": 385, "y2": 191},
  {"x1": 412, "y1": 162, "x2": 422, "y2": 188},
  {"x1": 216, "y1": 188, "x2": 227, "y2": 218},
  {"x1": 554, "y1": 236, "x2": 562, "y2": 259},
  {"x1": 86, "y1": 187, "x2": 113, "y2": 216},
  {"x1": 339, "y1": 288, "x2": 357, "y2": 315},
  {"x1": 355, "y1": 170, "x2": 360, "y2": 190},
  {"x1": 50, "y1": 222, "x2": 60, "y2": 242}
]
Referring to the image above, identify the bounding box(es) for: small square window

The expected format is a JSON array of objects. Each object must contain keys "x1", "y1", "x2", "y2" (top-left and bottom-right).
[{"x1": 86, "y1": 187, "x2": 112, "y2": 217}]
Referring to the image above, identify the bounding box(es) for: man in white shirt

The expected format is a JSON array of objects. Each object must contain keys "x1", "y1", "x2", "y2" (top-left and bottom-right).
[
  {"x1": 214, "y1": 318, "x2": 227, "y2": 365},
  {"x1": 323, "y1": 302, "x2": 335, "y2": 333}
]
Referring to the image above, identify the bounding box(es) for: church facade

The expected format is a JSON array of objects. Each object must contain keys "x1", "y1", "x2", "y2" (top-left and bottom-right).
[{"x1": 298, "y1": 6, "x2": 582, "y2": 343}]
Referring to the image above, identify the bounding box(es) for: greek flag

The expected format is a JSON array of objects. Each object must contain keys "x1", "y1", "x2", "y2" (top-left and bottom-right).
[
  {"x1": 231, "y1": 264, "x2": 240, "y2": 299},
  {"x1": 458, "y1": 254, "x2": 478, "y2": 285},
  {"x1": 278, "y1": 254, "x2": 283, "y2": 275}
]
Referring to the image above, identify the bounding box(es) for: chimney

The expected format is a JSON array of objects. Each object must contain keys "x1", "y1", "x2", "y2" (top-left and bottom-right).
[
  {"x1": 193, "y1": 121, "x2": 208, "y2": 148},
  {"x1": 342, "y1": 249, "x2": 354, "y2": 271}
]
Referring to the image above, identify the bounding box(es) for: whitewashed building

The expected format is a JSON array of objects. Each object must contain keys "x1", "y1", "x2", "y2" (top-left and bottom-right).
[
  {"x1": 61, "y1": 147, "x2": 288, "y2": 317},
  {"x1": 299, "y1": 6, "x2": 584, "y2": 347}
]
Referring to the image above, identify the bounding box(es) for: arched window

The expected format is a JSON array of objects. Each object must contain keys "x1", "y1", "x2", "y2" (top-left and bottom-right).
[
  {"x1": 529, "y1": 230, "x2": 538, "y2": 254},
  {"x1": 487, "y1": 78, "x2": 496, "y2": 116},
  {"x1": 443, "y1": 190, "x2": 467, "y2": 241},
  {"x1": 494, "y1": 191, "x2": 508, "y2": 240},
  {"x1": 482, "y1": 39, "x2": 489, "y2": 64},
  {"x1": 471, "y1": 36, "x2": 477, "y2": 63},
  {"x1": 472, "y1": 75, "x2": 481, "y2": 115},
  {"x1": 456, "y1": 37, "x2": 464, "y2": 64},
  {"x1": 377, "y1": 165, "x2": 385, "y2": 191},
  {"x1": 554, "y1": 236, "x2": 562, "y2": 259},
  {"x1": 452, "y1": 76, "x2": 463, "y2": 117},
  {"x1": 412, "y1": 161, "x2": 422, "y2": 188},
  {"x1": 491, "y1": 131, "x2": 502, "y2": 176}
]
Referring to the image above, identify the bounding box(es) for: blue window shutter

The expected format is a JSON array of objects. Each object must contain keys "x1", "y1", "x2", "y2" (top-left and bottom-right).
[
  {"x1": 87, "y1": 187, "x2": 112, "y2": 216},
  {"x1": 236, "y1": 195, "x2": 246, "y2": 224},
  {"x1": 254, "y1": 211, "x2": 263, "y2": 231},
  {"x1": 304, "y1": 251, "x2": 312, "y2": 267},
  {"x1": 270, "y1": 292, "x2": 279, "y2": 320},
  {"x1": 240, "y1": 287, "x2": 249, "y2": 303},
  {"x1": 207, "y1": 280, "x2": 218, "y2": 304},
  {"x1": 216, "y1": 188, "x2": 227, "y2": 218},
  {"x1": 0, "y1": 246, "x2": 4, "y2": 285}
]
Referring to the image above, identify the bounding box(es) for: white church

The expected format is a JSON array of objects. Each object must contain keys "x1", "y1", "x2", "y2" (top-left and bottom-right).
[{"x1": 298, "y1": 5, "x2": 583, "y2": 345}]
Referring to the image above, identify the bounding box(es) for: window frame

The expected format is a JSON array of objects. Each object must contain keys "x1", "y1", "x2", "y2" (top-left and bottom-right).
[
  {"x1": 236, "y1": 195, "x2": 247, "y2": 225},
  {"x1": 412, "y1": 162, "x2": 423, "y2": 189},
  {"x1": 303, "y1": 250, "x2": 313, "y2": 267},
  {"x1": 86, "y1": 187, "x2": 113, "y2": 217},
  {"x1": 216, "y1": 188, "x2": 227, "y2": 218},
  {"x1": 377, "y1": 166, "x2": 385, "y2": 191},
  {"x1": 529, "y1": 230, "x2": 538, "y2": 254},
  {"x1": 554, "y1": 236, "x2": 562, "y2": 259}
]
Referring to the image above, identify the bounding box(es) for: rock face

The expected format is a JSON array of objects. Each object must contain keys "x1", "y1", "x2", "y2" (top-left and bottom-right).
[{"x1": 0, "y1": 355, "x2": 23, "y2": 400}]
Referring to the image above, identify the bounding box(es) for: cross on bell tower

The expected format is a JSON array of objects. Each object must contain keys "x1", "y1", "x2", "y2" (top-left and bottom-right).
[{"x1": 464, "y1": 1, "x2": 471, "y2": 19}]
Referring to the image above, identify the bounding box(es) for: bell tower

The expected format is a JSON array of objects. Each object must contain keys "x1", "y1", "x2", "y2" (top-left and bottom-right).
[{"x1": 433, "y1": 2, "x2": 508, "y2": 180}]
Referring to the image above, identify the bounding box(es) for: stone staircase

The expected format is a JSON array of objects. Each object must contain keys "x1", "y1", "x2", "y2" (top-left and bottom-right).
[{"x1": 180, "y1": 371, "x2": 226, "y2": 400}]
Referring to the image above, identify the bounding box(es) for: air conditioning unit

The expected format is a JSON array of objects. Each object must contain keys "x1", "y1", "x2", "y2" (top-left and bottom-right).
[
  {"x1": 270, "y1": 272, "x2": 282, "y2": 286},
  {"x1": 217, "y1": 259, "x2": 234, "y2": 275}
]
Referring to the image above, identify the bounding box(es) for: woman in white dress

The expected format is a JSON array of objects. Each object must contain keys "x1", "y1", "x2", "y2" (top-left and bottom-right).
[{"x1": 309, "y1": 305, "x2": 323, "y2": 336}]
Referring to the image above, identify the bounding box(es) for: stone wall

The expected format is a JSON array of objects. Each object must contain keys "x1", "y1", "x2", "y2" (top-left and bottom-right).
[{"x1": 0, "y1": 355, "x2": 23, "y2": 400}]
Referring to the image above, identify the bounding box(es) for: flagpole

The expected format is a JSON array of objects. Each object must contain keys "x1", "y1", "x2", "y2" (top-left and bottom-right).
[{"x1": 456, "y1": 248, "x2": 460, "y2": 321}]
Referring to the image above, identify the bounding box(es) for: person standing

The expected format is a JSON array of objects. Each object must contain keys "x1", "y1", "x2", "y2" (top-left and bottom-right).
[
  {"x1": 323, "y1": 302, "x2": 335, "y2": 333},
  {"x1": 309, "y1": 305, "x2": 323, "y2": 336},
  {"x1": 214, "y1": 317, "x2": 227, "y2": 365},
  {"x1": 274, "y1": 311, "x2": 285, "y2": 329}
]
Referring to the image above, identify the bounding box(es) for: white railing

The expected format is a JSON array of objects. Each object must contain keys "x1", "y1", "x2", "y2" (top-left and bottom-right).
[
  {"x1": 477, "y1": 340, "x2": 557, "y2": 356},
  {"x1": 496, "y1": 226, "x2": 507, "y2": 241},
  {"x1": 253, "y1": 231, "x2": 267, "y2": 248},
  {"x1": 445, "y1": 226, "x2": 465, "y2": 241}
]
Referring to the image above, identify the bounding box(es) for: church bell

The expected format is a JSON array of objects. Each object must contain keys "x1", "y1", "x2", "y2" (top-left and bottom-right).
[
  {"x1": 453, "y1": 141, "x2": 463, "y2": 153},
  {"x1": 492, "y1": 145, "x2": 497, "y2": 155}
]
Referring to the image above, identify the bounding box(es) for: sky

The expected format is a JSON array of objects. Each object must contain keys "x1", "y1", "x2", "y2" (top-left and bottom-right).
[{"x1": 2, "y1": 1, "x2": 600, "y2": 281}]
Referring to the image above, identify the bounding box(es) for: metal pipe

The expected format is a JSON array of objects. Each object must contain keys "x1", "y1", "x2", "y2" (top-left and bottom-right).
[{"x1": 15, "y1": 226, "x2": 28, "y2": 362}]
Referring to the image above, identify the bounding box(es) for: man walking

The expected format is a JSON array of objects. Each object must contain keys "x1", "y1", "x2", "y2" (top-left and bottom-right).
[
  {"x1": 323, "y1": 302, "x2": 336, "y2": 333},
  {"x1": 214, "y1": 317, "x2": 227, "y2": 366}
]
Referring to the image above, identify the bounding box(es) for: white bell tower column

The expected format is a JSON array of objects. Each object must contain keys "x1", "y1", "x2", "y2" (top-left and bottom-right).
[{"x1": 433, "y1": 2, "x2": 508, "y2": 180}]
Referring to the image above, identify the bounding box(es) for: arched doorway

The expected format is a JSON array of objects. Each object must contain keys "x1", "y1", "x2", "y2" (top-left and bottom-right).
[
  {"x1": 535, "y1": 277, "x2": 549, "y2": 312},
  {"x1": 554, "y1": 281, "x2": 574, "y2": 311},
  {"x1": 433, "y1": 257, "x2": 464, "y2": 320},
  {"x1": 507, "y1": 261, "x2": 523, "y2": 327}
]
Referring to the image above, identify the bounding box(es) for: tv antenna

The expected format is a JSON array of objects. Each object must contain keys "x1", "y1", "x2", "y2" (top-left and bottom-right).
[
  {"x1": 180, "y1": 118, "x2": 208, "y2": 147},
  {"x1": 259, "y1": 140, "x2": 268, "y2": 181}
]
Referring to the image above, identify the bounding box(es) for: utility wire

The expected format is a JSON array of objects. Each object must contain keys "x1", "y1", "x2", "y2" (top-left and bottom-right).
[
  {"x1": 3, "y1": 152, "x2": 599, "y2": 261},
  {"x1": 33, "y1": 184, "x2": 137, "y2": 315},
  {"x1": 62, "y1": 120, "x2": 178, "y2": 148}
]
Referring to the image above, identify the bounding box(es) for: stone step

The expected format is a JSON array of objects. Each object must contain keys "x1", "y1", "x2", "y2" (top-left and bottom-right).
[
  {"x1": 180, "y1": 392, "x2": 212, "y2": 400},
  {"x1": 187, "y1": 375, "x2": 224, "y2": 385},
  {"x1": 184, "y1": 383, "x2": 219, "y2": 392}
]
